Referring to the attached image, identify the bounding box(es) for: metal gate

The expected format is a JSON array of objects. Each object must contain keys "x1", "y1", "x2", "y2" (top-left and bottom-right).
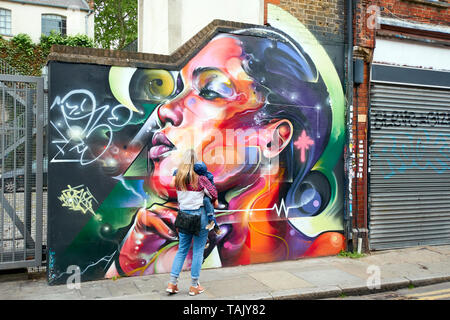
[
  {"x1": 369, "y1": 82, "x2": 450, "y2": 250},
  {"x1": 0, "y1": 74, "x2": 44, "y2": 269}
]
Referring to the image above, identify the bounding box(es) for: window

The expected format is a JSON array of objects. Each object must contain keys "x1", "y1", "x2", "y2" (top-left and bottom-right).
[
  {"x1": 0, "y1": 8, "x2": 11, "y2": 35},
  {"x1": 42, "y1": 14, "x2": 66, "y2": 36}
]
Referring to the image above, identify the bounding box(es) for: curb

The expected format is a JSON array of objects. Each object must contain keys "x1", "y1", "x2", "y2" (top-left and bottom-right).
[
  {"x1": 405, "y1": 274, "x2": 450, "y2": 287},
  {"x1": 261, "y1": 274, "x2": 450, "y2": 300}
]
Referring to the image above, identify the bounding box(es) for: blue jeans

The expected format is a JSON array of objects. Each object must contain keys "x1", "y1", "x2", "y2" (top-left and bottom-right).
[
  {"x1": 170, "y1": 207, "x2": 208, "y2": 285},
  {"x1": 203, "y1": 197, "x2": 217, "y2": 225}
]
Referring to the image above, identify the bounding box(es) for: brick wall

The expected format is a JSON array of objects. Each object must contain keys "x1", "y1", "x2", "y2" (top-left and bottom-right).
[
  {"x1": 356, "y1": 0, "x2": 449, "y2": 49},
  {"x1": 265, "y1": 0, "x2": 346, "y2": 43}
]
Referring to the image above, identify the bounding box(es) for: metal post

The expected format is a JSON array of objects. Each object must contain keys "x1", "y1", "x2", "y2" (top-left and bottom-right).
[
  {"x1": 35, "y1": 78, "x2": 44, "y2": 266},
  {"x1": 12, "y1": 82, "x2": 16, "y2": 261},
  {"x1": 0, "y1": 81, "x2": 5, "y2": 263},
  {"x1": 25, "y1": 87, "x2": 34, "y2": 255}
]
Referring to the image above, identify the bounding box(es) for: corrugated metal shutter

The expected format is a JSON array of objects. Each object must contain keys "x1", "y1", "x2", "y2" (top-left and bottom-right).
[{"x1": 369, "y1": 83, "x2": 450, "y2": 250}]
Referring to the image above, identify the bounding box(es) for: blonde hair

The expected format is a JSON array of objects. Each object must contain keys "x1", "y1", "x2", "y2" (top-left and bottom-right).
[{"x1": 175, "y1": 149, "x2": 199, "y2": 191}]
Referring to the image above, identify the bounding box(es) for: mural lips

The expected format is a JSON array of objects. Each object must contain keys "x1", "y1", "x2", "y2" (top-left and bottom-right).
[{"x1": 150, "y1": 131, "x2": 176, "y2": 160}]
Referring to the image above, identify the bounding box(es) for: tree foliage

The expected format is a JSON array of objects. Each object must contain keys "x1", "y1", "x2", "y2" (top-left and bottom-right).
[
  {"x1": 40, "y1": 31, "x2": 94, "y2": 53},
  {"x1": 94, "y1": 0, "x2": 138, "y2": 50},
  {"x1": 0, "y1": 32, "x2": 94, "y2": 76}
]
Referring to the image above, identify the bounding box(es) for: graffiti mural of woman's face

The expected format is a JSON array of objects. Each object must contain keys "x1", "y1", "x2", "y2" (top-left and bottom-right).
[
  {"x1": 104, "y1": 29, "x2": 343, "y2": 278},
  {"x1": 46, "y1": 10, "x2": 346, "y2": 284},
  {"x1": 148, "y1": 35, "x2": 294, "y2": 199}
]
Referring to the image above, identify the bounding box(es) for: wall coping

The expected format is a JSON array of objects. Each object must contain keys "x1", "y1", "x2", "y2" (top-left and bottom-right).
[
  {"x1": 378, "y1": 16, "x2": 450, "y2": 35},
  {"x1": 47, "y1": 19, "x2": 264, "y2": 69},
  {"x1": 402, "y1": 0, "x2": 450, "y2": 9}
]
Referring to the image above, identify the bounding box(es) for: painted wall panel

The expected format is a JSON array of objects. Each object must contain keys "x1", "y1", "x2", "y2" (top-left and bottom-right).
[{"x1": 47, "y1": 7, "x2": 345, "y2": 284}]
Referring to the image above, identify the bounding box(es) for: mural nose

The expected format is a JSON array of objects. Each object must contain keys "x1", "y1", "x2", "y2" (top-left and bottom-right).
[{"x1": 157, "y1": 102, "x2": 184, "y2": 127}]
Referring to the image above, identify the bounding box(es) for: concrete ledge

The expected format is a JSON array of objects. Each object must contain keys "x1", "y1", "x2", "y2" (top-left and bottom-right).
[
  {"x1": 268, "y1": 289, "x2": 309, "y2": 300},
  {"x1": 269, "y1": 286, "x2": 343, "y2": 300},
  {"x1": 270, "y1": 274, "x2": 450, "y2": 300},
  {"x1": 406, "y1": 273, "x2": 450, "y2": 287},
  {"x1": 102, "y1": 293, "x2": 162, "y2": 300},
  {"x1": 221, "y1": 292, "x2": 274, "y2": 300},
  {"x1": 379, "y1": 278, "x2": 411, "y2": 291},
  {"x1": 338, "y1": 283, "x2": 374, "y2": 296}
]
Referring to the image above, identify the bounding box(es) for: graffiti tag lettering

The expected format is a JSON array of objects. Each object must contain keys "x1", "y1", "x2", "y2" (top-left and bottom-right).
[
  {"x1": 372, "y1": 110, "x2": 450, "y2": 130},
  {"x1": 372, "y1": 130, "x2": 450, "y2": 179},
  {"x1": 58, "y1": 184, "x2": 98, "y2": 216},
  {"x1": 50, "y1": 89, "x2": 133, "y2": 165}
]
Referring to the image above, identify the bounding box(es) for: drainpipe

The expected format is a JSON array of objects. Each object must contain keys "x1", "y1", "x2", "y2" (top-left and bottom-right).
[
  {"x1": 84, "y1": 3, "x2": 93, "y2": 38},
  {"x1": 346, "y1": 0, "x2": 355, "y2": 251}
]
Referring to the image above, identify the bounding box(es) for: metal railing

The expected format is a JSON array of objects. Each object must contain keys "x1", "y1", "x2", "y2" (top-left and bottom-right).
[{"x1": 0, "y1": 74, "x2": 44, "y2": 270}]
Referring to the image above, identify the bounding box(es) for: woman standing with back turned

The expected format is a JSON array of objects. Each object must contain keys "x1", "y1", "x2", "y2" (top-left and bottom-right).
[{"x1": 166, "y1": 149, "x2": 218, "y2": 296}]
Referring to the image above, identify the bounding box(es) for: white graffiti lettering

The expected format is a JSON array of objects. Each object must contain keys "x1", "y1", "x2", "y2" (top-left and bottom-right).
[{"x1": 50, "y1": 89, "x2": 133, "y2": 165}]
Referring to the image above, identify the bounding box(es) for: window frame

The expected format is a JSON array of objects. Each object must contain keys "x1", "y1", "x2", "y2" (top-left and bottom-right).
[
  {"x1": 41, "y1": 13, "x2": 67, "y2": 36},
  {"x1": 0, "y1": 8, "x2": 12, "y2": 36}
]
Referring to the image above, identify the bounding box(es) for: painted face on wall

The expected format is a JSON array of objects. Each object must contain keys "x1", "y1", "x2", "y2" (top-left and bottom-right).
[
  {"x1": 103, "y1": 30, "x2": 344, "y2": 277},
  {"x1": 47, "y1": 22, "x2": 346, "y2": 284},
  {"x1": 148, "y1": 35, "x2": 293, "y2": 200}
]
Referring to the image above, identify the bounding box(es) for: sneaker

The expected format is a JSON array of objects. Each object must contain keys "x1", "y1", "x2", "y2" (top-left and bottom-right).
[
  {"x1": 166, "y1": 283, "x2": 179, "y2": 294},
  {"x1": 189, "y1": 284, "x2": 205, "y2": 296},
  {"x1": 205, "y1": 221, "x2": 215, "y2": 231}
]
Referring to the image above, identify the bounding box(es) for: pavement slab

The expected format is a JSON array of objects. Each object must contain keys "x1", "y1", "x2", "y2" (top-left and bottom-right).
[
  {"x1": 132, "y1": 275, "x2": 167, "y2": 294},
  {"x1": 291, "y1": 268, "x2": 363, "y2": 287},
  {"x1": 248, "y1": 270, "x2": 314, "y2": 291},
  {"x1": 200, "y1": 275, "x2": 272, "y2": 298},
  {"x1": 79, "y1": 283, "x2": 112, "y2": 300},
  {"x1": 106, "y1": 280, "x2": 141, "y2": 297}
]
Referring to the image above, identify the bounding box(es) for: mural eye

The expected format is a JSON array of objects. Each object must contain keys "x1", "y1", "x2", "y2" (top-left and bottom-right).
[
  {"x1": 193, "y1": 68, "x2": 235, "y2": 101},
  {"x1": 128, "y1": 69, "x2": 176, "y2": 103},
  {"x1": 142, "y1": 70, "x2": 175, "y2": 100},
  {"x1": 199, "y1": 88, "x2": 222, "y2": 100}
]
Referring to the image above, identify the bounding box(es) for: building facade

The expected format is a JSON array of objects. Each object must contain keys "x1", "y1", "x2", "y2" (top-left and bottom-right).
[
  {"x1": 0, "y1": 0, "x2": 94, "y2": 43},
  {"x1": 351, "y1": 0, "x2": 450, "y2": 251}
]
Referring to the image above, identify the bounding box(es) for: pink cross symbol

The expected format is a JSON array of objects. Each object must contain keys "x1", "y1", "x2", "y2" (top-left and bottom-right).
[{"x1": 294, "y1": 130, "x2": 314, "y2": 162}]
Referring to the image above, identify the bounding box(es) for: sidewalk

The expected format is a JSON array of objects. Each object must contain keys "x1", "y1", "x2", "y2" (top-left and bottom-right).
[{"x1": 1, "y1": 245, "x2": 449, "y2": 300}]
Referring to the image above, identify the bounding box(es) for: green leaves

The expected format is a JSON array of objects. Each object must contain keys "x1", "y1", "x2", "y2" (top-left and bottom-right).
[
  {"x1": 94, "y1": 0, "x2": 137, "y2": 50},
  {"x1": 39, "y1": 31, "x2": 94, "y2": 53},
  {"x1": 0, "y1": 32, "x2": 94, "y2": 76},
  {"x1": 1, "y1": 1, "x2": 138, "y2": 75},
  {"x1": 11, "y1": 33, "x2": 35, "y2": 56},
  {"x1": 337, "y1": 250, "x2": 366, "y2": 259}
]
